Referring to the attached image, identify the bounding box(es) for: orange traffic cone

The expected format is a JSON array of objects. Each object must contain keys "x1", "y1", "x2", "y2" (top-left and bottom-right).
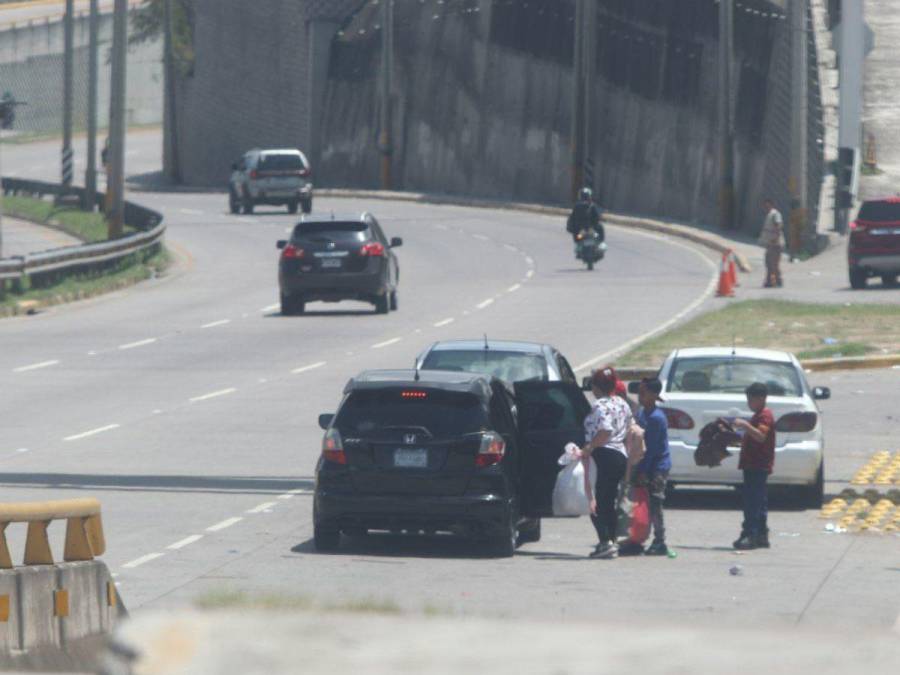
[
  {"x1": 716, "y1": 252, "x2": 734, "y2": 297},
  {"x1": 727, "y1": 250, "x2": 739, "y2": 287}
]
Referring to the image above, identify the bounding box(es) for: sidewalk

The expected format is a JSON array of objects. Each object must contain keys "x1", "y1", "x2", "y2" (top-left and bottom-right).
[{"x1": 0, "y1": 215, "x2": 80, "y2": 257}]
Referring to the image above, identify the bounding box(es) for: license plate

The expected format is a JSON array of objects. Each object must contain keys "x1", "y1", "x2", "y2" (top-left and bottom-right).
[
  {"x1": 394, "y1": 448, "x2": 428, "y2": 468},
  {"x1": 321, "y1": 258, "x2": 342, "y2": 269}
]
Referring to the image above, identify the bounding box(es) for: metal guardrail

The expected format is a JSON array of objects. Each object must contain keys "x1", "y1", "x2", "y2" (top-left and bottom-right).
[
  {"x1": 0, "y1": 498, "x2": 106, "y2": 568},
  {"x1": 0, "y1": 177, "x2": 164, "y2": 284}
]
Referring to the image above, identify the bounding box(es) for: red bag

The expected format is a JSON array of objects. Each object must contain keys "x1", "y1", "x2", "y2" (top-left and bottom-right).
[{"x1": 617, "y1": 486, "x2": 651, "y2": 545}]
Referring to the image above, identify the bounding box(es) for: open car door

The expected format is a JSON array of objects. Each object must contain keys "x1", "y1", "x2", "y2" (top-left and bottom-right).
[{"x1": 514, "y1": 381, "x2": 591, "y2": 518}]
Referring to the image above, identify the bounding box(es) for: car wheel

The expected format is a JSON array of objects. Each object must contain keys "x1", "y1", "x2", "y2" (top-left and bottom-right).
[
  {"x1": 798, "y1": 461, "x2": 824, "y2": 509},
  {"x1": 288, "y1": 200, "x2": 299, "y2": 215},
  {"x1": 280, "y1": 293, "x2": 304, "y2": 316},
  {"x1": 489, "y1": 518, "x2": 517, "y2": 558},
  {"x1": 389, "y1": 290, "x2": 398, "y2": 311},
  {"x1": 849, "y1": 267, "x2": 867, "y2": 290},
  {"x1": 516, "y1": 518, "x2": 541, "y2": 545},
  {"x1": 228, "y1": 189, "x2": 240, "y2": 214},
  {"x1": 881, "y1": 274, "x2": 898, "y2": 288},
  {"x1": 314, "y1": 525, "x2": 341, "y2": 552},
  {"x1": 242, "y1": 197, "x2": 254, "y2": 215},
  {"x1": 301, "y1": 198, "x2": 312, "y2": 214},
  {"x1": 587, "y1": 260, "x2": 594, "y2": 271},
  {"x1": 374, "y1": 294, "x2": 389, "y2": 314}
]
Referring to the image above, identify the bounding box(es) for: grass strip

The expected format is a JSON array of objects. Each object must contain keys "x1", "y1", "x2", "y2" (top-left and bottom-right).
[
  {"x1": 3, "y1": 194, "x2": 134, "y2": 243},
  {"x1": 618, "y1": 299, "x2": 900, "y2": 367}
]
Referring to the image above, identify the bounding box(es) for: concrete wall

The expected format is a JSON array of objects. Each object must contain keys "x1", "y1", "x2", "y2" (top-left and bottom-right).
[{"x1": 0, "y1": 9, "x2": 163, "y2": 135}]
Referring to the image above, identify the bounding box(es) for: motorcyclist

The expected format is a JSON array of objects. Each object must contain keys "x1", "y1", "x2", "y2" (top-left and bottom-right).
[{"x1": 567, "y1": 187, "x2": 605, "y2": 243}]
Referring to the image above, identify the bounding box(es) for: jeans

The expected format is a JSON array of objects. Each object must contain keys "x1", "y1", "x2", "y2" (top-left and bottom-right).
[
  {"x1": 741, "y1": 469, "x2": 769, "y2": 536},
  {"x1": 765, "y1": 245, "x2": 783, "y2": 286},
  {"x1": 590, "y1": 447, "x2": 627, "y2": 543}
]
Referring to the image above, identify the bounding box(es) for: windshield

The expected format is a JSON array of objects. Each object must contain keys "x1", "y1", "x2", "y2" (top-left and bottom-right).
[
  {"x1": 667, "y1": 357, "x2": 803, "y2": 397},
  {"x1": 259, "y1": 154, "x2": 306, "y2": 171},
  {"x1": 857, "y1": 201, "x2": 900, "y2": 222},
  {"x1": 422, "y1": 349, "x2": 548, "y2": 383},
  {"x1": 335, "y1": 389, "x2": 487, "y2": 439}
]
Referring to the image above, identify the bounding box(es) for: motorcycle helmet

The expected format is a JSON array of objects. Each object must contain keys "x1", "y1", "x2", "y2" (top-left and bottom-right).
[{"x1": 579, "y1": 187, "x2": 593, "y2": 201}]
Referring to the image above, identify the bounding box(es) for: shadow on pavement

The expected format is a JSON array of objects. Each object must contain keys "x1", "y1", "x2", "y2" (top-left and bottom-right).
[
  {"x1": 666, "y1": 487, "x2": 807, "y2": 512},
  {"x1": 292, "y1": 532, "x2": 504, "y2": 560},
  {"x1": 264, "y1": 309, "x2": 376, "y2": 318},
  {"x1": 0, "y1": 473, "x2": 314, "y2": 496}
]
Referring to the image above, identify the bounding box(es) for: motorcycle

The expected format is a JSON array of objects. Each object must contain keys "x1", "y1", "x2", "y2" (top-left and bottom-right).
[{"x1": 574, "y1": 228, "x2": 607, "y2": 271}]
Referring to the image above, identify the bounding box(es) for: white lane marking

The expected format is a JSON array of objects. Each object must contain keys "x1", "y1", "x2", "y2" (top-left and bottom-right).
[
  {"x1": 64, "y1": 424, "x2": 120, "y2": 442},
  {"x1": 277, "y1": 493, "x2": 295, "y2": 500},
  {"x1": 292, "y1": 361, "x2": 327, "y2": 375},
  {"x1": 179, "y1": 208, "x2": 204, "y2": 215},
  {"x1": 118, "y1": 338, "x2": 157, "y2": 350},
  {"x1": 504, "y1": 244, "x2": 519, "y2": 252},
  {"x1": 434, "y1": 318, "x2": 455, "y2": 328},
  {"x1": 167, "y1": 535, "x2": 203, "y2": 550},
  {"x1": 260, "y1": 304, "x2": 280, "y2": 313},
  {"x1": 525, "y1": 256, "x2": 535, "y2": 265},
  {"x1": 189, "y1": 388, "x2": 237, "y2": 403},
  {"x1": 13, "y1": 360, "x2": 60, "y2": 373},
  {"x1": 122, "y1": 552, "x2": 164, "y2": 569},
  {"x1": 507, "y1": 283, "x2": 522, "y2": 293},
  {"x1": 202, "y1": 319, "x2": 231, "y2": 329},
  {"x1": 476, "y1": 298, "x2": 495, "y2": 310},
  {"x1": 246, "y1": 501, "x2": 278, "y2": 514},
  {"x1": 371, "y1": 337, "x2": 402, "y2": 349},
  {"x1": 525, "y1": 270, "x2": 535, "y2": 279},
  {"x1": 435, "y1": 224, "x2": 448, "y2": 230},
  {"x1": 473, "y1": 234, "x2": 489, "y2": 241},
  {"x1": 207, "y1": 517, "x2": 243, "y2": 532},
  {"x1": 15, "y1": 448, "x2": 29, "y2": 454}
]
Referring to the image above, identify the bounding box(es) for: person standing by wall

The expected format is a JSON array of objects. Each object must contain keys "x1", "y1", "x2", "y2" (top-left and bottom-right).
[{"x1": 759, "y1": 198, "x2": 785, "y2": 288}]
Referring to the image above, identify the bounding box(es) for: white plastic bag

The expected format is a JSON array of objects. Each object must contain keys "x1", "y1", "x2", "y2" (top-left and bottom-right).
[{"x1": 552, "y1": 443, "x2": 597, "y2": 516}]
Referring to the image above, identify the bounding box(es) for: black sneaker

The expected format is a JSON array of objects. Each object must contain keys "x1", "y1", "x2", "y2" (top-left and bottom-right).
[
  {"x1": 618, "y1": 541, "x2": 645, "y2": 557},
  {"x1": 589, "y1": 541, "x2": 618, "y2": 559},
  {"x1": 733, "y1": 535, "x2": 757, "y2": 550},
  {"x1": 754, "y1": 532, "x2": 770, "y2": 549},
  {"x1": 645, "y1": 541, "x2": 669, "y2": 556}
]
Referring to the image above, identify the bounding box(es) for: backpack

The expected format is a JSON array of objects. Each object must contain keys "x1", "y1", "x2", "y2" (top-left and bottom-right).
[{"x1": 694, "y1": 418, "x2": 741, "y2": 467}]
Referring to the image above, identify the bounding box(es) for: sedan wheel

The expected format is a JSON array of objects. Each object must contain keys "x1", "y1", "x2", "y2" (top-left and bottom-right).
[
  {"x1": 374, "y1": 295, "x2": 389, "y2": 314},
  {"x1": 489, "y1": 518, "x2": 517, "y2": 558},
  {"x1": 314, "y1": 525, "x2": 341, "y2": 552},
  {"x1": 228, "y1": 189, "x2": 240, "y2": 214},
  {"x1": 389, "y1": 291, "x2": 398, "y2": 311}
]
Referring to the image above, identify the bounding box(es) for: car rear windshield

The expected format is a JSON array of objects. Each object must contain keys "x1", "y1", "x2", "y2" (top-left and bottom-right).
[
  {"x1": 292, "y1": 222, "x2": 369, "y2": 242},
  {"x1": 259, "y1": 154, "x2": 306, "y2": 171},
  {"x1": 335, "y1": 389, "x2": 488, "y2": 439},
  {"x1": 667, "y1": 357, "x2": 803, "y2": 397},
  {"x1": 857, "y1": 201, "x2": 900, "y2": 222},
  {"x1": 421, "y1": 350, "x2": 548, "y2": 383}
]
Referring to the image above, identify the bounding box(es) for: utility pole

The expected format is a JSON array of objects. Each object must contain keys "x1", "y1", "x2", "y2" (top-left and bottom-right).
[
  {"x1": 107, "y1": 0, "x2": 128, "y2": 238},
  {"x1": 571, "y1": 0, "x2": 585, "y2": 200},
  {"x1": 163, "y1": 0, "x2": 181, "y2": 182},
  {"x1": 62, "y1": 0, "x2": 75, "y2": 191},
  {"x1": 582, "y1": 0, "x2": 597, "y2": 193},
  {"x1": 85, "y1": 0, "x2": 99, "y2": 210},
  {"x1": 718, "y1": 0, "x2": 735, "y2": 230},
  {"x1": 788, "y1": 0, "x2": 809, "y2": 257},
  {"x1": 378, "y1": 0, "x2": 394, "y2": 190}
]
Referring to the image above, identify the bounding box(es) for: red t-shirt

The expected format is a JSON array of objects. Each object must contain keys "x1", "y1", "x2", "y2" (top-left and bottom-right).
[{"x1": 738, "y1": 408, "x2": 775, "y2": 473}]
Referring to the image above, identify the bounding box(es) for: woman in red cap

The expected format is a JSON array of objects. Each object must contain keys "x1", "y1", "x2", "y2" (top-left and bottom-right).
[{"x1": 582, "y1": 365, "x2": 634, "y2": 559}]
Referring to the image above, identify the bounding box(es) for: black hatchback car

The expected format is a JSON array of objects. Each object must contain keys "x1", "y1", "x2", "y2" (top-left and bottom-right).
[
  {"x1": 313, "y1": 369, "x2": 591, "y2": 556},
  {"x1": 277, "y1": 213, "x2": 402, "y2": 315}
]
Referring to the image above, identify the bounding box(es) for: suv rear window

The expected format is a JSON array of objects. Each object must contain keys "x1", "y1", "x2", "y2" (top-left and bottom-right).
[
  {"x1": 857, "y1": 201, "x2": 900, "y2": 222},
  {"x1": 667, "y1": 357, "x2": 802, "y2": 397},
  {"x1": 335, "y1": 389, "x2": 487, "y2": 439},
  {"x1": 292, "y1": 222, "x2": 369, "y2": 241},
  {"x1": 259, "y1": 154, "x2": 306, "y2": 171},
  {"x1": 422, "y1": 350, "x2": 548, "y2": 382}
]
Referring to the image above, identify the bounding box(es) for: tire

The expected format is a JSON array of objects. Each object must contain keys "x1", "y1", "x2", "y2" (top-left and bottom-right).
[
  {"x1": 228, "y1": 189, "x2": 240, "y2": 214},
  {"x1": 587, "y1": 260, "x2": 594, "y2": 271},
  {"x1": 516, "y1": 518, "x2": 541, "y2": 545},
  {"x1": 389, "y1": 290, "x2": 398, "y2": 311},
  {"x1": 881, "y1": 274, "x2": 898, "y2": 288},
  {"x1": 314, "y1": 525, "x2": 341, "y2": 552},
  {"x1": 849, "y1": 267, "x2": 867, "y2": 290},
  {"x1": 301, "y1": 198, "x2": 312, "y2": 214},
  {"x1": 798, "y1": 461, "x2": 824, "y2": 509},
  {"x1": 488, "y1": 517, "x2": 517, "y2": 558},
  {"x1": 374, "y1": 294, "x2": 389, "y2": 314},
  {"x1": 242, "y1": 198, "x2": 254, "y2": 215},
  {"x1": 288, "y1": 200, "x2": 299, "y2": 215},
  {"x1": 280, "y1": 293, "x2": 304, "y2": 316}
]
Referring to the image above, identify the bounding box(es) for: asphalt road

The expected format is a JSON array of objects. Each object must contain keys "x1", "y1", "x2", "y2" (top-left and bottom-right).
[{"x1": 1, "y1": 132, "x2": 897, "y2": 635}]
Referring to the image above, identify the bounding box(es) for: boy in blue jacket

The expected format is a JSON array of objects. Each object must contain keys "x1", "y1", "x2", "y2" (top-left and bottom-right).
[{"x1": 634, "y1": 377, "x2": 672, "y2": 555}]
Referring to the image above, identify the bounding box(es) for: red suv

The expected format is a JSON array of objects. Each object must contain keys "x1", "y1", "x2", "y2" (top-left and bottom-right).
[{"x1": 848, "y1": 198, "x2": 900, "y2": 289}]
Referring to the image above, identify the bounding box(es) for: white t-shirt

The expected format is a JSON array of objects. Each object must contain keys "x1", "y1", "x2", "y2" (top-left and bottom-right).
[
  {"x1": 583, "y1": 396, "x2": 633, "y2": 457},
  {"x1": 760, "y1": 208, "x2": 783, "y2": 247}
]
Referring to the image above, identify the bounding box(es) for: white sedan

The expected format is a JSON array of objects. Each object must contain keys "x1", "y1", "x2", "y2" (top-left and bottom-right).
[{"x1": 652, "y1": 347, "x2": 830, "y2": 507}]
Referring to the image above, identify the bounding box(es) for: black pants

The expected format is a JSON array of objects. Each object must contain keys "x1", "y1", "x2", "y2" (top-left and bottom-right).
[{"x1": 590, "y1": 447, "x2": 627, "y2": 543}]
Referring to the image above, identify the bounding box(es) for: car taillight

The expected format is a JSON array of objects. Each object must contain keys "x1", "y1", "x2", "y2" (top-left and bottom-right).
[
  {"x1": 360, "y1": 242, "x2": 385, "y2": 257},
  {"x1": 775, "y1": 412, "x2": 818, "y2": 433},
  {"x1": 476, "y1": 431, "x2": 505, "y2": 468},
  {"x1": 249, "y1": 169, "x2": 258, "y2": 180},
  {"x1": 282, "y1": 244, "x2": 304, "y2": 259},
  {"x1": 299, "y1": 168, "x2": 310, "y2": 177},
  {"x1": 662, "y1": 408, "x2": 695, "y2": 430},
  {"x1": 322, "y1": 428, "x2": 346, "y2": 465}
]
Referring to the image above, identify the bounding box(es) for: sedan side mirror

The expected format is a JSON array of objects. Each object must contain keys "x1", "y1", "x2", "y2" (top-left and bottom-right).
[
  {"x1": 581, "y1": 376, "x2": 592, "y2": 391},
  {"x1": 318, "y1": 413, "x2": 335, "y2": 430},
  {"x1": 812, "y1": 386, "x2": 831, "y2": 401},
  {"x1": 276, "y1": 240, "x2": 287, "y2": 249},
  {"x1": 390, "y1": 237, "x2": 403, "y2": 248}
]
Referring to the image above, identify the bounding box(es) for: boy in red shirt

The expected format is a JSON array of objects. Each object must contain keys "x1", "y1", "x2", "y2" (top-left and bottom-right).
[{"x1": 732, "y1": 382, "x2": 775, "y2": 550}]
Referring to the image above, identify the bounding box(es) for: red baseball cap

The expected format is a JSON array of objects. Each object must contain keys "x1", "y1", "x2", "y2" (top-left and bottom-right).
[
  {"x1": 614, "y1": 380, "x2": 627, "y2": 397},
  {"x1": 591, "y1": 365, "x2": 618, "y2": 391}
]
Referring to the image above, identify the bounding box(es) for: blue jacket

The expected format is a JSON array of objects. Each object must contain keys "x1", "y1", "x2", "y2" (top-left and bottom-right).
[{"x1": 637, "y1": 406, "x2": 672, "y2": 475}]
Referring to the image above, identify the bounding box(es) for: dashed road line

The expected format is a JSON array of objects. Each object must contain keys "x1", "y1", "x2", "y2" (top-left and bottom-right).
[
  {"x1": 472, "y1": 234, "x2": 489, "y2": 241},
  {"x1": 526, "y1": 270, "x2": 535, "y2": 279},
  {"x1": 122, "y1": 552, "x2": 164, "y2": 569},
  {"x1": 371, "y1": 337, "x2": 402, "y2": 349},
  {"x1": 202, "y1": 319, "x2": 231, "y2": 329},
  {"x1": 292, "y1": 361, "x2": 327, "y2": 375},
  {"x1": 434, "y1": 318, "x2": 455, "y2": 327},
  {"x1": 476, "y1": 298, "x2": 495, "y2": 310},
  {"x1": 246, "y1": 501, "x2": 277, "y2": 514},
  {"x1": 15, "y1": 448, "x2": 29, "y2": 454},
  {"x1": 118, "y1": 338, "x2": 157, "y2": 351},
  {"x1": 260, "y1": 303, "x2": 280, "y2": 313},
  {"x1": 167, "y1": 535, "x2": 203, "y2": 550},
  {"x1": 189, "y1": 388, "x2": 237, "y2": 403},
  {"x1": 504, "y1": 244, "x2": 519, "y2": 252},
  {"x1": 525, "y1": 256, "x2": 534, "y2": 265},
  {"x1": 207, "y1": 517, "x2": 243, "y2": 532},
  {"x1": 64, "y1": 424, "x2": 120, "y2": 442},
  {"x1": 13, "y1": 360, "x2": 60, "y2": 373},
  {"x1": 507, "y1": 283, "x2": 522, "y2": 293},
  {"x1": 277, "y1": 493, "x2": 296, "y2": 500}
]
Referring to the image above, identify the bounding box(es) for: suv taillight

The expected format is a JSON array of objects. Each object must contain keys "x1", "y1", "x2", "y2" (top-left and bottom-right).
[
  {"x1": 662, "y1": 408, "x2": 695, "y2": 430},
  {"x1": 322, "y1": 428, "x2": 346, "y2": 465},
  {"x1": 476, "y1": 431, "x2": 506, "y2": 468},
  {"x1": 299, "y1": 168, "x2": 311, "y2": 177},
  {"x1": 360, "y1": 242, "x2": 385, "y2": 257},
  {"x1": 282, "y1": 244, "x2": 304, "y2": 259},
  {"x1": 775, "y1": 412, "x2": 817, "y2": 433},
  {"x1": 249, "y1": 169, "x2": 258, "y2": 180}
]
